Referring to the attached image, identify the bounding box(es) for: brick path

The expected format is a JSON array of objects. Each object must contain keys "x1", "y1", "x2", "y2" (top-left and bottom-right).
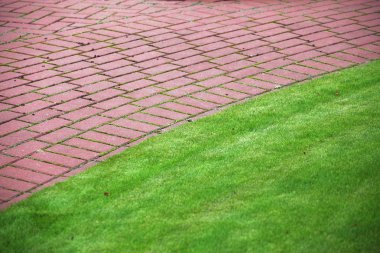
[{"x1": 0, "y1": 0, "x2": 379, "y2": 209}]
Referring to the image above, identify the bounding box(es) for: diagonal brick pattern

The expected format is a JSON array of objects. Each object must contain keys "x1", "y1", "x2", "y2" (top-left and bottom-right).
[{"x1": 0, "y1": 0, "x2": 379, "y2": 208}]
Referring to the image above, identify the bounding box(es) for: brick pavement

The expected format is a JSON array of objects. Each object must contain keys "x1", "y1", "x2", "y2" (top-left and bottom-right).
[{"x1": 0, "y1": 0, "x2": 379, "y2": 209}]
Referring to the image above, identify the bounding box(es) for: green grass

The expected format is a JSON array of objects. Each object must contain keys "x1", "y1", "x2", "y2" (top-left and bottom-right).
[{"x1": 1, "y1": 61, "x2": 380, "y2": 253}]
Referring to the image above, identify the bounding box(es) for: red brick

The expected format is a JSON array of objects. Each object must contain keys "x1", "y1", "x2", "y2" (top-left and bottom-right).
[
  {"x1": 254, "y1": 73, "x2": 293, "y2": 86},
  {"x1": 38, "y1": 127, "x2": 80, "y2": 143},
  {"x1": 13, "y1": 158, "x2": 68, "y2": 176},
  {"x1": 0, "y1": 130, "x2": 38, "y2": 147},
  {"x1": 113, "y1": 118, "x2": 159, "y2": 133},
  {"x1": 32, "y1": 151, "x2": 85, "y2": 167},
  {"x1": 143, "y1": 107, "x2": 188, "y2": 120},
  {"x1": 208, "y1": 87, "x2": 249, "y2": 100},
  {"x1": 223, "y1": 82, "x2": 266, "y2": 95},
  {"x1": 269, "y1": 69, "x2": 309, "y2": 81},
  {"x1": 177, "y1": 97, "x2": 218, "y2": 110},
  {"x1": 192, "y1": 92, "x2": 234, "y2": 105},
  {"x1": 96, "y1": 125, "x2": 145, "y2": 139},
  {"x1": 0, "y1": 188, "x2": 19, "y2": 201},
  {"x1": 18, "y1": 108, "x2": 61, "y2": 123},
  {"x1": 128, "y1": 113, "x2": 173, "y2": 126},
  {"x1": 0, "y1": 166, "x2": 52, "y2": 184},
  {"x1": 64, "y1": 138, "x2": 113, "y2": 153},
  {"x1": 161, "y1": 102, "x2": 204, "y2": 115},
  {"x1": 29, "y1": 118, "x2": 70, "y2": 133},
  {"x1": 285, "y1": 65, "x2": 325, "y2": 76},
  {"x1": 71, "y1": 116, "x2": 111, "y2": 130},
  {"x1": 228, "y1": 67, "x2": 263, "y2": 78},
  {"x1": 0, "y1": 176, "x2": 36, "y2": 192},
  {"x1": 53, "y1": 98, "x2": 92, "y2": 112},
  {"x1": 3, "y1": 140, "x2": 48, "y2": 157},
  {"x1": 80, "y1": 131, "x2": 129, "y2": 146},
  {"x1": 47, "y1": 144, "x2": 98, "y2": 160},
  {"x1": 0, "y1": 154, "x2": 17, "y2": 167},
  {"x1": 239, "y1": 78, "x2": 278, "y2": 90}
]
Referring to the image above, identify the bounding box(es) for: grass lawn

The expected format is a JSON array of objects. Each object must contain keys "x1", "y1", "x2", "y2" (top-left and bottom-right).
[{"x1": 1, "y1": 60, "x2": 380, "y2": 253}]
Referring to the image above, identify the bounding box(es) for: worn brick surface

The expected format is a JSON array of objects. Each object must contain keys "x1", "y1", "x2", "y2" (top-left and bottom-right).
[{"x1": 0, "y1": 0, "x2": 379, "y2": 208}]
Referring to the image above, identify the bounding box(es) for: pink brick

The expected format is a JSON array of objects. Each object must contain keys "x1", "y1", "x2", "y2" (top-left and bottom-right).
[
  {"x1": 71, "y1": 116, "x2": 111, "y2": 130},
  {"x1": 64, "y1": 67, "x2": 100, "y2": 79},
  {"x1": 173, "y1": 55, "x2": 209, "y2": 66},
  {"x1": 85, "y1": 89, "x2": 125, "y2": 102},
  {"x1": 301, "y1": 60, "x2": 338, "y2": 72},
  {"x1": 38, "y1": 83, "x2": 78, "y2": 95},
  {"x1": 0, "y1": 154, "x2": 17, "y2": 167},
  {"x1": 128, "y1": 113, "x2": 172, "y2": 126},
  {"x1": 127, "y1": 87, "x2": 163, "y2": 99},
  {"x1": 0, "y1": 130, "x2": 38, "y2": 146},
  {"x1": 53, "y1": 98, "x2": 92, "y2": 112},
  {"x1": 96, "y1": 125, "x2": 145, "y2": 139},
  {"x1": 150, "y1": 70, "x2": 187, "y2": 82},
  {"x1": 12, "y1": 100, "x2": 53, "y2": 114},
  {"x1": 47, "y1": 144, "x2": 98, "y2": 160},
  {"x1": 192, "y1": 92, "x2": 234, "y2": 105},
  {"x1": 80, "y1": 131, "x2": 129, "y2": 146},
  {"x1": 223, "y1": 82, "x2": 266, "y2": 95},
  {"x1": 64, "y1": 138, "x2": 113, "y2": 153},
  {"x1": 254, "y1": 73, "x2": 293, "y2": 85},
  {"x1": 113, "y1": 118, "x2": 159, "y2": 132},
  {"x1": 228, "y1": 67, "x2": 263, "y2": 78},
  {"x1": 29, "y1": 76, "x2": 69, "y2": 88},
  {"x1": 285, "y1": 65, "x2": 325, "y2": 76},
  {"x1": 177, "y1": 97, "x2": 218, "y2": 110},
  {"x1": 239, "y1": 78, "x2": 278, "y2": 90},
  {"x1": 24, "y1": 70, "x2": 61, "y2": 81},
  {"x1": 38, "y1": 127, "x2": 80, "y2": 143},
  {"x1": 29, "y1": 118, "x2": 70, "y2": 133},
  {"x1": 61, "y1": 107, "x2": 103, "y2": 121},
  {"x1": 0, "y1": 176, "x2": 36, "y2": 192},
  {"x1": 13, "y1": 158, "x2": 68, "y2": 176},
  {"x1": 0, "y1": 120, "x2": 29, "y2": 136},
  {"x1": 0, "y1": 166, "x2": 52, "y2": 184},
  {"x1": 104, "y1": 66, "x2": 141, "y2": 77},
  {"x1": 70, "y1": 74, "x2": 109, "y2": 86},
  {"x1": 208, "y1": 87, "x2": 249, "y2": 100},
  {"x1": 0, "y1": 188, "x2": 19, "y2": 201},
  {"x1": 118, "y1": 79, "x2": 155, "y2": 91},
  {"x1": 19, "y1": 108, "x2": 61, "y2": 123},
  {"x1": 77, "y1": 81, "x2": 117, "y2": 93},
  {"x1": 187, "y1": 68, "x2": 225, "y2": 80},
  {"x1": 314, "y1": 56, "x2": 353, "y2": 68},
  {"x1": 143, "y1": 107, "x2": 188, "y2": 120},
  {"x1": 165, "y1": 85, "x2": 203, "y2": 97},
  {"x1": 32, "y1": 151, "x2": 85, "y2": 167},
  {"x1": 269, "y1": 69, "x2": 309, "y2": 81},
  {"x1": 3, "y1": 140, "x2": 48, "y2": 157},
  {"x1": 161, "y1": 102, "x2": 204, "y2": 115},
  {"x1": 134, "y1": 94, "x2": 172, "y2": 107},
  {"x1": 111, "y1": 72, "x2": 147, "y2": 84},
  {"x1": 0, "y1": 111, "x2": 22, "y2": 123},
  {"x1": 46, "y1": 90, "x2": 85, "y2": 104},
  {"x1": 102, "y1": 104, "x2": 140, "y2": 118}
]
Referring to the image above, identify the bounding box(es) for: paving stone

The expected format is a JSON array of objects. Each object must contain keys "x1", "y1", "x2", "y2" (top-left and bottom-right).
[{"x1": 1, "y1": 0, "x2": 379, "y2": 207}]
